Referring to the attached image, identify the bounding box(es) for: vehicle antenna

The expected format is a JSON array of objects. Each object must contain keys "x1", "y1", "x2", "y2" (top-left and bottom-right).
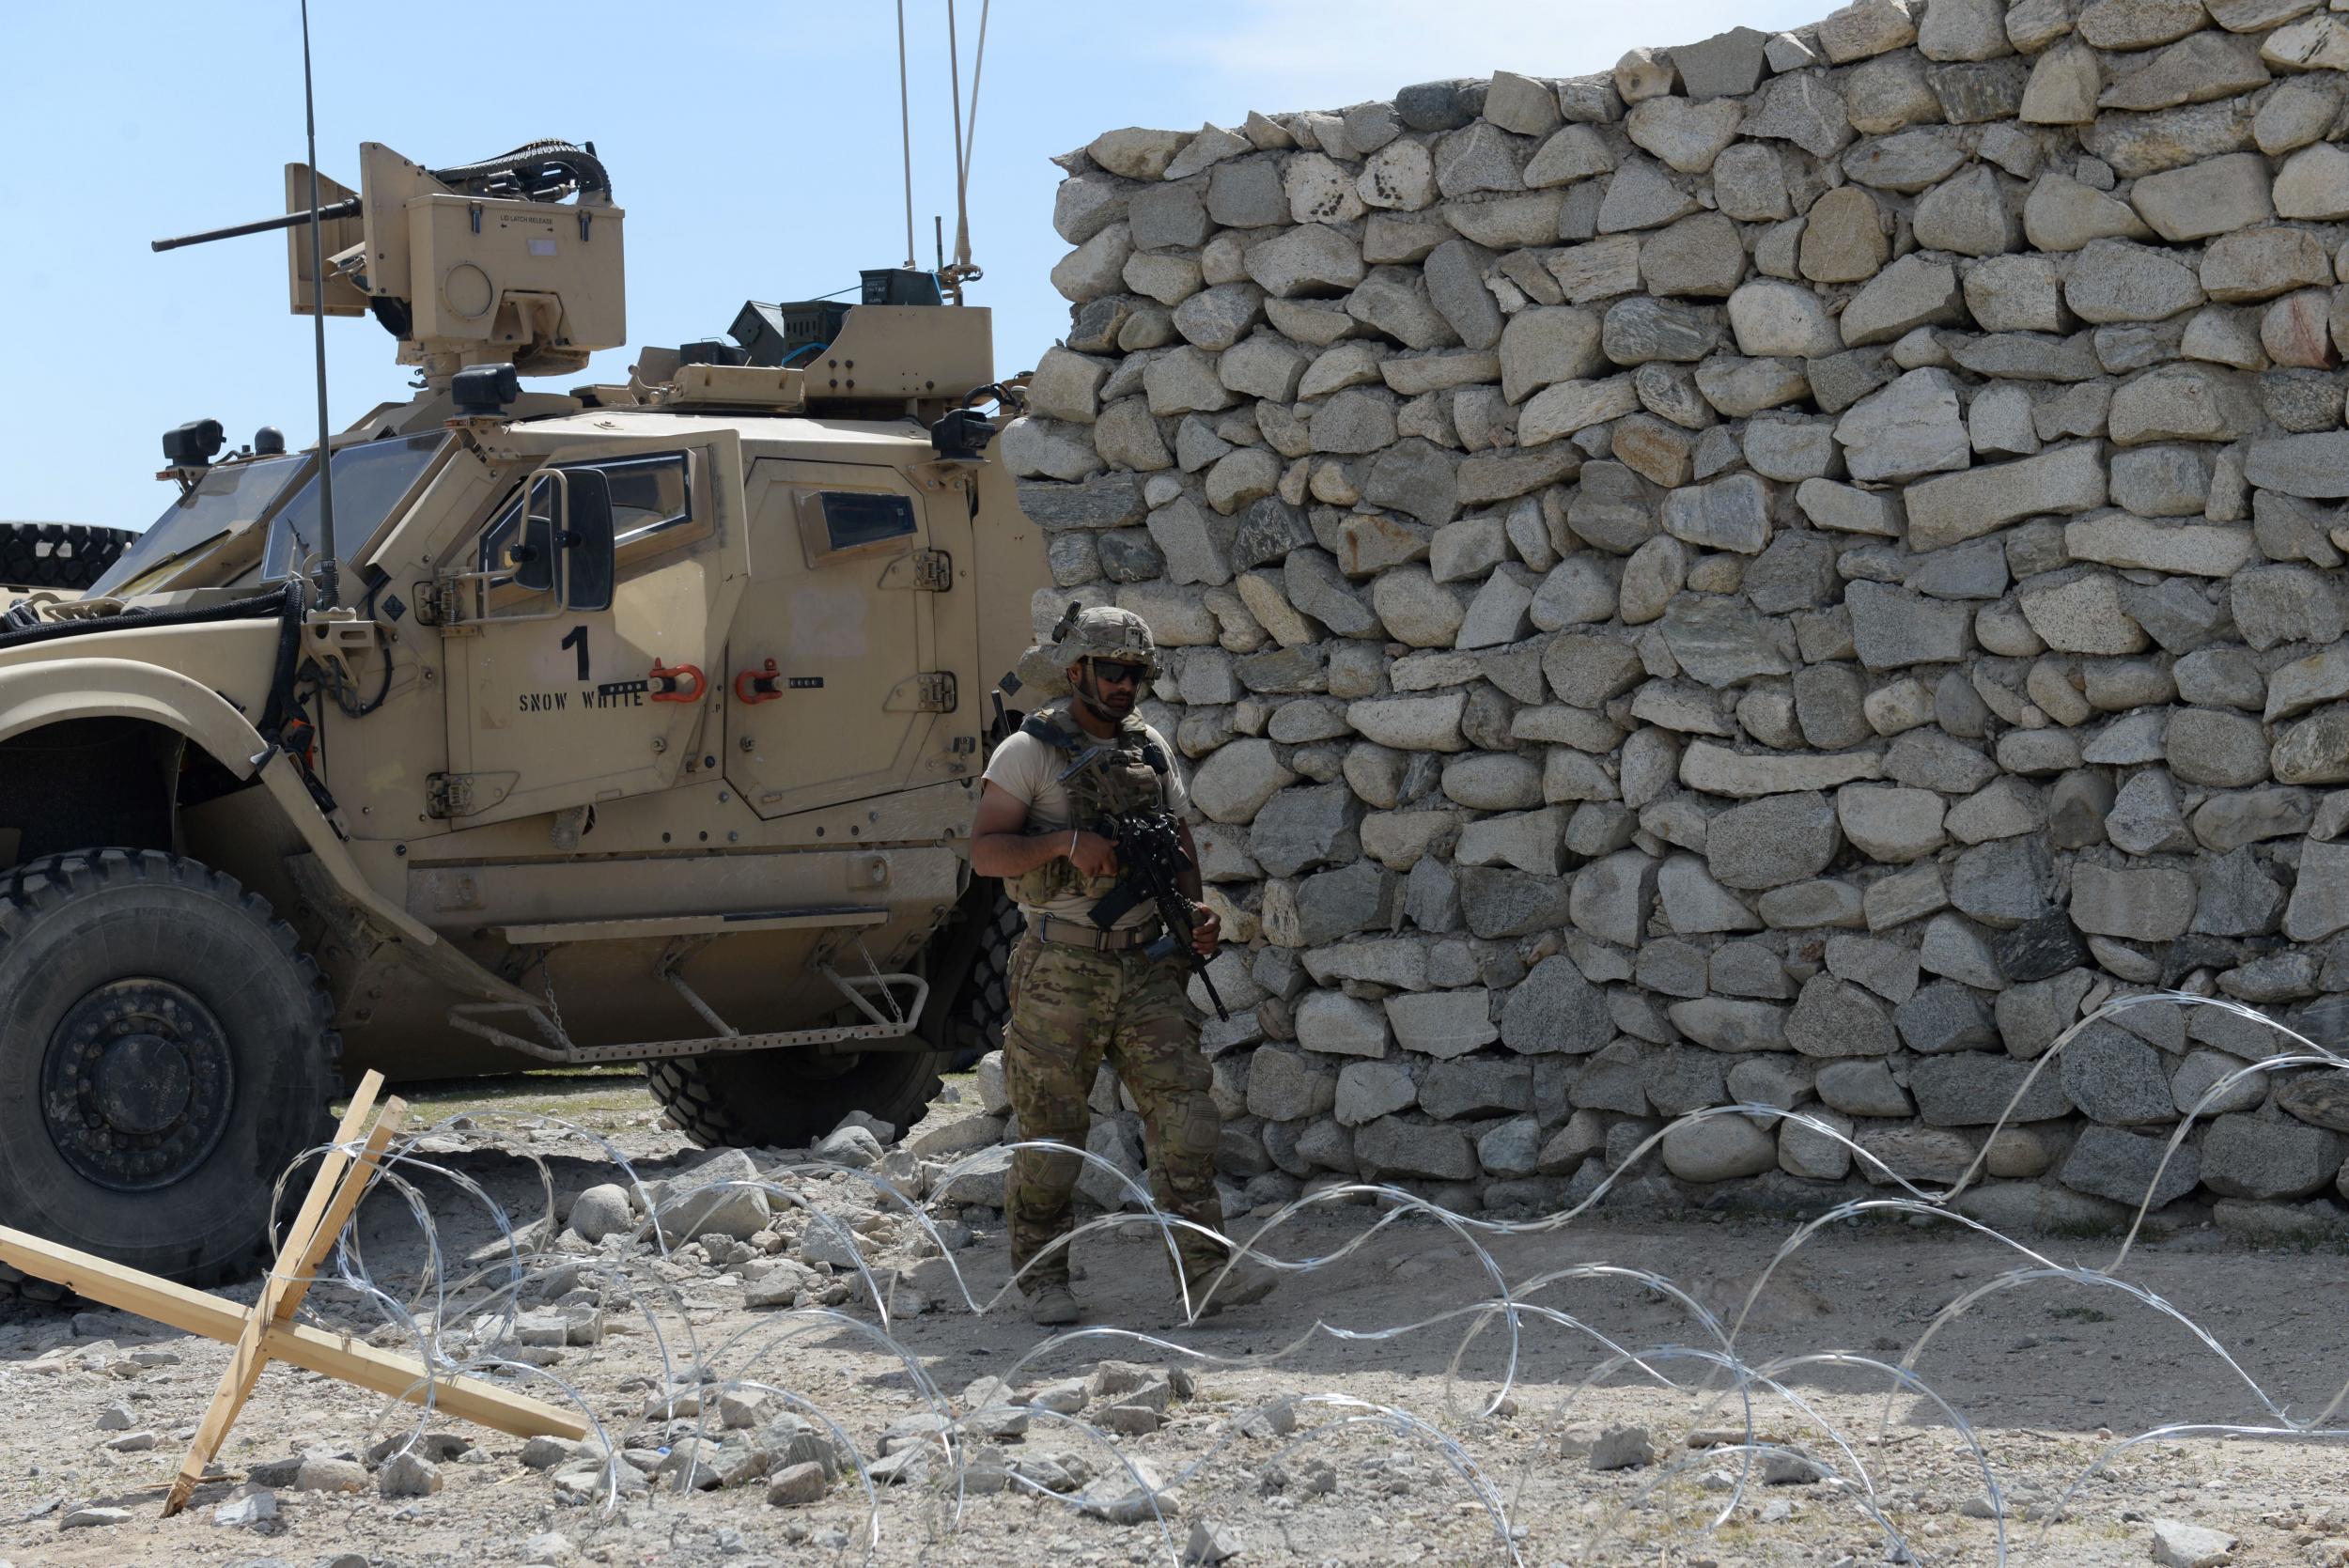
[
  {"x1": 298, "y1": 0, "x2": 338, "y2": 608},
  {"x1": 944, "y1": 0, "x2": 964, "y2": 304},
  {"x1": 941, "y1": 0, "x2": 989, "y2": 303},
  {"x1": 952, "y1": 0, "x2": 988, "y2": 287},
  {"x1": 895, "y1": 0, "x2": 916, "y2": 271}
]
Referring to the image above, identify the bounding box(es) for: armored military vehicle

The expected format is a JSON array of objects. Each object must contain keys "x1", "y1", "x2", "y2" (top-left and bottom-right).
[{"x1": 0, "y1": 140, "x2": 1044, "y2": 1285}]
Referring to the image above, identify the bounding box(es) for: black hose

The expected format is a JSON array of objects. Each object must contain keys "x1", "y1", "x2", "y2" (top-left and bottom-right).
[
  {"x1": 257, "y1": 577, "x2": 310, "y2": 740},
  {"x1": 0, "y1": 578, "x2": 299, "y2": 655},
  {"x1": 337, "y1": 571, "x2": 396, "y2": 719},
  {"x1": 430, "y1": 140, "x2": 612, "y2": 202}
]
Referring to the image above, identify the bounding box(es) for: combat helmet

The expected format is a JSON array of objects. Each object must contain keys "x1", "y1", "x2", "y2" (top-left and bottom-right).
[
  {"x1": 1050, "y1": 602, "x2": 1156, "y2": 674},
  {"x1": 1006, "y1": 601, "x2": 1158, "y2": 699}
]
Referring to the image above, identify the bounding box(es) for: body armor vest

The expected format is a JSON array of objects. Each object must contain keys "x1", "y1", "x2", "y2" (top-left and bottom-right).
[{"x1": 1011, "y1": 706, "x2": 1168, "y2": 908}]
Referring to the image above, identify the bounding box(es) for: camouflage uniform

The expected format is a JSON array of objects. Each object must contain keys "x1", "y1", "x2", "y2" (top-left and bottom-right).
[
  {"x1": 1001, "y1": 936, "x2": 1225, "y2": 1290},
  {"x1": 986, "y1": 606, "x2": 1230, "y2": 1294}
]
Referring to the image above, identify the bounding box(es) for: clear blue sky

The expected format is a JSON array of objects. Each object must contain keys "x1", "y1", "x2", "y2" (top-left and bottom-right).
[{"x1": 0, "y1": 0, "x2": 1820, "y2": 530}]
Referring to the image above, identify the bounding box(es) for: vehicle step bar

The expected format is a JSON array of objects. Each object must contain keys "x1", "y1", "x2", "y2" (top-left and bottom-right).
[
  {"x1": 445, "y1": 937, "x2": 927, "y2": 1065},
  {"x1": 494, "y1": 906, "x2": 887, "y2": 944}
]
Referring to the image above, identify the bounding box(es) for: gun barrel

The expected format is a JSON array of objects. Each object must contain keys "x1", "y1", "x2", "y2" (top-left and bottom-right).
[{"x1": 151, "y1": 195, "x2": 363, "y2": 254}]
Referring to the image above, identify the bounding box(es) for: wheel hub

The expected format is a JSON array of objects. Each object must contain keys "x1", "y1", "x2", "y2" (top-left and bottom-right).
[
  {"x1": 92, "y1": 1032, "x2": 193, "y2": 1134},
  {"x1": 41, "y1": 980, "x2": 234, "y2": 1191}
]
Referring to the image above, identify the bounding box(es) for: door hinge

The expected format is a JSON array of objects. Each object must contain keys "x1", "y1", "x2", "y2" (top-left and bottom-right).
[
  {"x1": 884, "y1": 672, "x2": 958, "y2": 713},
  {"x1": 414, "y1": 581, "x2": 467, "y2": 626},
  {"x1": 426, "y1": 772, "x2": 475, "y2": 818},
  {"x1": 879, "y1": 549, "x2": 953, "y2": 592}
]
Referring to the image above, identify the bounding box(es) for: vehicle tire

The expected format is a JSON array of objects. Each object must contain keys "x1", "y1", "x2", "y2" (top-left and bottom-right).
[
  {"x1": 646, "y1": 1045, "x2": 952, "y2": 1151},
  {"x1": 953, "y1": 890, "x2": 1023, "y2": 1068},
  {"x1": 0, "y1": 849, "x2": 341, "y2": 1286},
  {"x1": 0, "y1": 522, "x2": 137, "y2": 592}
]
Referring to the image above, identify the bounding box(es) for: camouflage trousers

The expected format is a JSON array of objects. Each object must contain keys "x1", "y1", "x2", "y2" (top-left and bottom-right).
[{"x1": 1001, "y1": 931, "x2": 1226, "y2": 1292}]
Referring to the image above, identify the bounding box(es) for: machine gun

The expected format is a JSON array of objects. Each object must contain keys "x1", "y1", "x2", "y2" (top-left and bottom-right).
[
  {"x1": 150, "y1": 139, "x2": 625, "y2": 384},
  {"x1": 1085, "y1": 809, "x2": 1228, "y2": 1021}
]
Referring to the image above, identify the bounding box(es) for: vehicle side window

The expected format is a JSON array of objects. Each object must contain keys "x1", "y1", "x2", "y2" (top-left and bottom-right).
[
  {"x1": 795, "y1": 489, "x2": 920, "y2": 569},
  {"x1": 267, "y1": 433, "x2": 445, "y2": 581},
  {"x1": 815, "y1": 491, "x2": 915, "y2": 551},
  {"x1": 478, "y1": 453, "x2": 697, "y2": 611}
]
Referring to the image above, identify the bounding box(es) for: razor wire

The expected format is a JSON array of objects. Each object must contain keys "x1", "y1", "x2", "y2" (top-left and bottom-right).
[{"x1": 89, "y1": 986, "x2": 2349, "y2": 1566}]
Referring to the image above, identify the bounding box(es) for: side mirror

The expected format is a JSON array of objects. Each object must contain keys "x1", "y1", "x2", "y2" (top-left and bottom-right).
[
  {"x1": 504, "y1": 468, "x2": 614, "y2": 608},
  {"x1": 560, "y1": 468, "x2": 614, "y2": 612}
]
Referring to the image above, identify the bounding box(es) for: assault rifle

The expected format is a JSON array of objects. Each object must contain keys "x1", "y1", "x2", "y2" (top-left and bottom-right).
[{"x1": 1086, "y1": 808, "x2": 1229, "y2": 1021}]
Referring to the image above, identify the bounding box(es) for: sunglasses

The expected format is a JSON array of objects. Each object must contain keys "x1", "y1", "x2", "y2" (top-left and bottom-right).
[{"x1": 1084, "y1": 660, "x2": 1144, "y2": 688}]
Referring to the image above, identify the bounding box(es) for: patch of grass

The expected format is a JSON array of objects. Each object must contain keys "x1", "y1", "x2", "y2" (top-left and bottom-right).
[{"x1": 334, "y1": 1067, "x2": 657, "y2": 1132}]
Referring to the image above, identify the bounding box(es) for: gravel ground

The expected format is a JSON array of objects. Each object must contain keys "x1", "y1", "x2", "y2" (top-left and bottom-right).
[{"x1": 3, "y1": 1072, "x2": 2347, "y2": 1568}]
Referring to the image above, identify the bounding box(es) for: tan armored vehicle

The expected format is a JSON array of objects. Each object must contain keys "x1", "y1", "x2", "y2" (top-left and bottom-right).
[{"x1": 0, "y1": 140, "x2": 1044, "y2": 1284}]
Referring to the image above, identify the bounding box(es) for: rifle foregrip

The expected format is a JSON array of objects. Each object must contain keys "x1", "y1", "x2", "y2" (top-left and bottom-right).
[{"x1": 1197, "y1": 963, "x2": 1230, "y2": 1022}]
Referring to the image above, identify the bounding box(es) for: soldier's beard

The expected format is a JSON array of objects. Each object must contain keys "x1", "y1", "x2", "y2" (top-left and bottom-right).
[{"x1": 1070, "y1": 666, "x2": 1137, "y2": 727}]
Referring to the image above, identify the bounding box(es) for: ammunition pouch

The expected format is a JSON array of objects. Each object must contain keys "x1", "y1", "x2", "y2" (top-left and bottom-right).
[{"x1": 1007, "y1": 707, "x2": 1169, "y2": 911}]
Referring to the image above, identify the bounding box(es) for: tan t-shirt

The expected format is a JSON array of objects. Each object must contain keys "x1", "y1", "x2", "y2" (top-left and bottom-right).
[{"x1": 982, "y1": 718, "x2": 1189, "y2": 928}]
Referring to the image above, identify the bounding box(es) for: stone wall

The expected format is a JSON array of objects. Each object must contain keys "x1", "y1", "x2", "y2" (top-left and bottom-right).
[{"x1": 1000, "y1": 0, "x2": 2349, "y2": 1232}]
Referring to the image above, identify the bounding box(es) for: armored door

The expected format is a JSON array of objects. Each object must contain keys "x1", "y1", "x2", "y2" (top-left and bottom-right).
[
  {"x1": 440, "y1": 436, "x2": 742, "y2": 827},
  {"x1": 723, "y1": 458, "x2": 974, "y2": 819}
]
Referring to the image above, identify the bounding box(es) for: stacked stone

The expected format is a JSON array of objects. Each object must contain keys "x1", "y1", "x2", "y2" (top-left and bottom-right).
[{"x1": 1007, "y1": 0, "x2": 2349, "y2": 1230}]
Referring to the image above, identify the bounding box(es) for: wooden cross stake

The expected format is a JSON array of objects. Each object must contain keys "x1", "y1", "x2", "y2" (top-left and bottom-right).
[{"x1": 0, "y1": 1070, "x2": 591, "y2": 1518}]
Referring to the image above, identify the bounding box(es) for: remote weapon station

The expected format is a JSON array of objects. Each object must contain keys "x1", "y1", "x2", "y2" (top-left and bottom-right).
[{"x1": 0, "y1": 140, "x2": 1046, "y2": 1284}]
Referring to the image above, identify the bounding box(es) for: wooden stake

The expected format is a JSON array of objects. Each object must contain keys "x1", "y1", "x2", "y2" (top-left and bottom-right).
[
  {"x1": 163, "y1": 1071, "x2": 400, "y2": 1515},
  {"x1": 0, "y1": 1227, "x2": 592, "y2": 1440},
  {"x1": 0, "y1": 1070, "x2": 593, "y2": 1519}
]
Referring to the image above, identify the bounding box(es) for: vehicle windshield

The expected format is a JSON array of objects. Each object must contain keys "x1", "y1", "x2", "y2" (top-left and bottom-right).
[
  {"x1": 264, "y1": 433, "x2": 446, "y2": 580},
  {"x1": 89, "y1": 455, "x2": 309, "y2": 598}
]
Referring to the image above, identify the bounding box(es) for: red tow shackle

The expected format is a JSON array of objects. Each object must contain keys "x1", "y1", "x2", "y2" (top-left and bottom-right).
[
  {"x1": 647, "y1": 660, "x2": 706, "y2": 702},
  {"x1": 735, "y1": 658, "x2": 784, "y2": 705}
]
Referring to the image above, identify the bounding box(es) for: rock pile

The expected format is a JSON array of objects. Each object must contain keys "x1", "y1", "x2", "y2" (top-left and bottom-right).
[{"x1": 1013, "y1": 0, "x2": 2349, "y2": 1222}]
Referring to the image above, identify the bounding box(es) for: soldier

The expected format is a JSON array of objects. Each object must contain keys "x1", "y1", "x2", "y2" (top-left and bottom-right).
[{"x1": 970, "y1": 606, "x2": 1276, "y2": 1325}]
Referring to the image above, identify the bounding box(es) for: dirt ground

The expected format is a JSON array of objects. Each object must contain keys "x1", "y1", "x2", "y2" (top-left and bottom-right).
[{"x1": 4, "y1": 1070, "x2": 2346, "y2": 1568}]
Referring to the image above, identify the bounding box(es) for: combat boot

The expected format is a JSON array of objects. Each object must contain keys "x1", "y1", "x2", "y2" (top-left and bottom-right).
[
  {"x1": 1027, "y1": 1282, "x2": 1082, "y2": 1326},
  {"x1": 1181, "y1": 1260, "x2": 1278, "y2": 1318}
]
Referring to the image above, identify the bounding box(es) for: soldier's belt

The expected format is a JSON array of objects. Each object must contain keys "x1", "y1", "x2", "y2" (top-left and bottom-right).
[{"x1": 1033, "y1": 915, "x2": 1163, "y2": 952}]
